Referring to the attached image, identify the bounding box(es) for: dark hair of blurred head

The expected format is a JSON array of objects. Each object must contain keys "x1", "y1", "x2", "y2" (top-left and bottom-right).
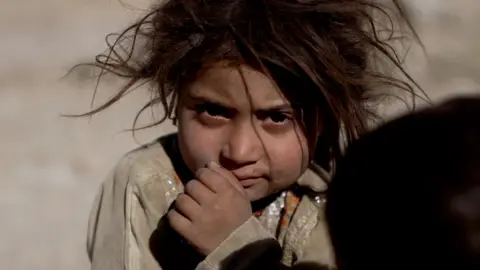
[{"x1": 327, "y1": 97, "x2": 480, "y2": 270}]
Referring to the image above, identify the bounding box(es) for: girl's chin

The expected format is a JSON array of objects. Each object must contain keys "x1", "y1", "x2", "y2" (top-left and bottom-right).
[{"x1": 243, "y1": 185, "x2": 265, "y2": 202}]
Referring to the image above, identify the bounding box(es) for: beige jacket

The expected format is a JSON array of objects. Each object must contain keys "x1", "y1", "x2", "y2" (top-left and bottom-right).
[{"x1": 87, "y1": 134, "x2": 335, "y2": 270}]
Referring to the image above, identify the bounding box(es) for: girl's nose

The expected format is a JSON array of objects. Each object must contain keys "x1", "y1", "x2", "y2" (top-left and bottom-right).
[{"x1": 220, "y1": 122, "x2": 263, "y2": 167}]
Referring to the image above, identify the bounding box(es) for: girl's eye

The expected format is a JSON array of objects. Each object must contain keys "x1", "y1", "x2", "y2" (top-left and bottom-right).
[
  {"x1": 269, "y1": 112, "x2": 289, "y2": 123},
  {"x1": 261, "y1": 111, "x2": 292, "y2": 125},
  {"x1": 195, "y1": 103, "x2": 232, "y2": 119}
]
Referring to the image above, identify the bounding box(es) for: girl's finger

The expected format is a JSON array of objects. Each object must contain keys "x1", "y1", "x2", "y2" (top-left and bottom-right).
[
  {"x1": 195, "y1": 167, "x2": 229, "y2": 193},
  {"x1": 184, "y1": 179, "x2": 215, "y2": 204},
  {"x1": 167, "y1": 209, "x2": 193, "y2": 240},
  {"x1": 208, "y1": 161, "x2": 245, "y2": 195},
  {"x1": 174, "y1": 193, "x2": 201, "y2": 221}
]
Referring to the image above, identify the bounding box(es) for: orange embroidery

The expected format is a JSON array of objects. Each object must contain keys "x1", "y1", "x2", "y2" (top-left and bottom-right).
[
  {"x1": 254, "y1": 209, "x2": 264, "y2": 217},
  {"x1": 280, "y1": 190, "x2": 301, "y2": 228}
]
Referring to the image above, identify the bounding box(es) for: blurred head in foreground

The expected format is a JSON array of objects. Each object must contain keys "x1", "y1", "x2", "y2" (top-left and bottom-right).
[{"x1": 327, "y1": 97, "x2": 480, "y2": 270}]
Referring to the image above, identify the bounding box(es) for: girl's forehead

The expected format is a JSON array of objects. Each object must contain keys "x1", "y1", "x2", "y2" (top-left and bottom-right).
[{"x1": 185, "y1": 63, "x2": 291, "y2": 110}]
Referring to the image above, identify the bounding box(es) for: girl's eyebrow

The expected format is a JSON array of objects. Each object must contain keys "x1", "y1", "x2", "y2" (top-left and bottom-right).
[
  {"x1": 257, "y1": 104, "x2": 293, "y2": 113},
  {"x1": 188, "y1": 92, "x2": 293, "y2": 112},
  {"x1": 188, "y1": 94, "x2": 235, "y2": 110}
]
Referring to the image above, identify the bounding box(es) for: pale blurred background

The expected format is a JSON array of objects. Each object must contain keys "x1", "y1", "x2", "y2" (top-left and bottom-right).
[{"x1": 1, "y1": 1, "x2": 479, "y2": 269}]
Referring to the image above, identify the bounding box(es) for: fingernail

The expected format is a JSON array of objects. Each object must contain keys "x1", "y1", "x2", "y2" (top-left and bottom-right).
[{"x1": 209, "y1": 161, "x2": 220, "y2": 168}]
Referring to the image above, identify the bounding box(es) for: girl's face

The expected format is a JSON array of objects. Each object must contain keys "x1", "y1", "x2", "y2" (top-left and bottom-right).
[{"x1": 177, "y1": 63, "x2": 310, "y2": 201}]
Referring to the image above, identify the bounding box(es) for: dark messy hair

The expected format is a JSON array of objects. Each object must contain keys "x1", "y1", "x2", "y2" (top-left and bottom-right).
[
  {"x1": 71, "y1": 0, "x2": 426, "y2": 169},
  {"x1": 326, "y1": 97, "x2": 480, "y2": 270}
]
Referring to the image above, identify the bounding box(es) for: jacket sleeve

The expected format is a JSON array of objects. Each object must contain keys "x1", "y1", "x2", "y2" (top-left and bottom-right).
[
  {"x1": 217, "y1": 238, "x2": 288, "y2": 270},
  {"x1": 87, "y1": 157, "x2": 132, "y2": 270},
  {"x1": 211, "y1": 238, "x2": 329, "y2": 270},
  {"x1": 86, "y1": 155, "x2": 173, "y2": 270},
  {"x1": 195, "y1": 216, "x2": 276, "y2": 270}
]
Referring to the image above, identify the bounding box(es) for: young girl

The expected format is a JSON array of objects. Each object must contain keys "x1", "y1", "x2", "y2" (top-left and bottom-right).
[{"x1": 81, "y1": 0, "x2": 422, "y2": 269}]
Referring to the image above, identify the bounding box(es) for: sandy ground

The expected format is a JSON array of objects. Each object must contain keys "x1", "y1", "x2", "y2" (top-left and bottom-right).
[{"x1": 1, "y1": 1, "x2": 479, "y2": 269}]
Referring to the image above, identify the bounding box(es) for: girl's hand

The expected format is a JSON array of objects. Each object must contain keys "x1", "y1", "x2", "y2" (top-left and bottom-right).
[{"x1": 167, "y1": 161, "x2": 252, "y2": 255}]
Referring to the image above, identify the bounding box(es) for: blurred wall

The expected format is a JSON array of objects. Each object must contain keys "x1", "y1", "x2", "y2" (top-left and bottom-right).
[{"x1": 0, "y1": 1, "x2": 479, "y2": 269}]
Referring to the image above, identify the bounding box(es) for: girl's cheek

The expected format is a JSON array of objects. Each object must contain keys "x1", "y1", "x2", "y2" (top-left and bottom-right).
[{"x1": 269, "y1": 132, "x2": 309, "y2": 173}]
